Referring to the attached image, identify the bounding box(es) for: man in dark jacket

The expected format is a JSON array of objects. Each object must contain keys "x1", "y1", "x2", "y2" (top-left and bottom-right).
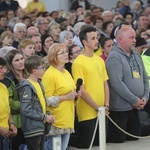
[
  {"x1": 0, "y1": 0, "x2": 19, "y2": 13},
  {"x1": 70, "y1": 0, "x2": 90, "y2": 11}
]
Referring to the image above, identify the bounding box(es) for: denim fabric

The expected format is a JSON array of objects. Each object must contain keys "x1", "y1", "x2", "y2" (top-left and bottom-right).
[
  {"x1": 45, "y1": 133, "x2": 70, "y2": 150},
  {"x1": 19, "y1": 144, "x2": 28, "y2": 150},
  {"x1": 0, "y1": 135, "x2": 10, "y2": 150}
]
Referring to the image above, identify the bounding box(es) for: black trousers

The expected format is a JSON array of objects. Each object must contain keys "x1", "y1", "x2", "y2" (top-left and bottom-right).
[
  {"x1": 107, "y1": 109, "x2": 140, "y2": 143},
  {"x1": 11, "y1": 128, "x2": 26, "y2": 150},
  {"x1": 69, "y1": 118, "x2": 99, "y2": 149},
  {"x1": 26, "y1": 134, "x2": 45, "y2": 150}
]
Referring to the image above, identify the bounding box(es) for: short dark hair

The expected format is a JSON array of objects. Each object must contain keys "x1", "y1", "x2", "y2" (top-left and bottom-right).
[
  {"x1": 79, "y1": 25, "x2": 97, "y2": 46},
  {"x1": 102, "y1": 21, "x2": 113, "y2": 31},
  {"x1": 136, "y1": 14, "x2": 147, "y2": 21},
  {"x1": 25, "y1": 55, "x2": 44, "y2": 73},
  {"x1": 123, "y1": 12, "x2": 133, "y2": 19},
  {"x1": 100, "y1": 37, "x2": 112, "y2": 49},
  {"x1": 93, "y1": 16, "x2": 103, "y2": 25},
  {"x1": 68, "y1": 44, "x2": 79, "y2": 59},
  {"x1": 0, "y1": 57, "x2": 7, "y2": 66},
  {"x1": 22, "y1": 16, "x2": 31, "y2": 21},
  {"x1": 118, "y1": 21, "x2": 130, "y2": 29}
]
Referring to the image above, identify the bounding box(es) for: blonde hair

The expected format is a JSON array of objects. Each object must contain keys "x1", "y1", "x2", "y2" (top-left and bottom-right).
[
  {"x1": 0, "y1": 31, "x2": 14, "y2": 41},
  {"x1": 47, "y1": 43, "x2": 67, "y2": 66},
  {"x1": 48, "y1": 21, "x2": 60, "y2": 35},
  {"x1": 19, "y1": 38, "x2": 35, "y2": 50}
]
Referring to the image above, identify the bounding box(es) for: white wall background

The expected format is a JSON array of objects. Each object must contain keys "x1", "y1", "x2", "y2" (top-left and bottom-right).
[
  {"x1": 90, "y1": 0, "x2": 147, "y2": 10},
  {"x1": 17, "y1": 0, "x2": 32, "y2": 8},
  {"x1": 17, "y1": 0, "x2": 148, "y2": 12}
]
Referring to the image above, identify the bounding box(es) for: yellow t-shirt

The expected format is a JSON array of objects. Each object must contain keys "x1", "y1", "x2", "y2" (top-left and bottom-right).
[
  {"x1": 94, "y1": 47, "x2": 103, "y2": 56},
  {"x1": 25, "y1": 2, "x2": 46, "y2": 13},
  {"x1": 72, "y1": 54, "x2": 108, "y2": 122},
  {"x1": 42, "y1": 66, "x2": 76, "y2": 129},
  {"x1": 0, "y1": 83, "x2": 10, "y2": 129},
  {"x1": 27, "y1": 79, "x2": 46, "y2": 114}
]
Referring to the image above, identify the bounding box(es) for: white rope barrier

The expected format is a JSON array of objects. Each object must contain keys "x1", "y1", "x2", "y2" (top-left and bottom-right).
[{"x1": 88, "y1": 107, "x2": 150, "y2": 150}]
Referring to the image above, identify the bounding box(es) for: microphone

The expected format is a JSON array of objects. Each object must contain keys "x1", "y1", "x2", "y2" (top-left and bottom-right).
[{"x1": 75, "y1": 78, "x2": 83, "y2": 101}]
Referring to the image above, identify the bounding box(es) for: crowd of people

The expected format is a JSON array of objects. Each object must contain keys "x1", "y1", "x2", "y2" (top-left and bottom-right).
[{"x1": 0, "y1": 0, "x2": 150, "y2": 150}]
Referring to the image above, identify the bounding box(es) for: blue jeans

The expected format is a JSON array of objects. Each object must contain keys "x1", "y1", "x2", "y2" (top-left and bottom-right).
[
  {"x1": 45, "y1": 134, "x2": 70, "y2": 150},
  {"x1": 0, "y1": 135, "x2": 10, "y2": 150}
]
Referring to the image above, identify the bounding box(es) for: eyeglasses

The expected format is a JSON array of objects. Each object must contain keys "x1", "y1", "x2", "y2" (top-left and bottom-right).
[
  {"x1": 71, "y1": 49, "x2": 82, "y2": 54},
  {"x1": 17, "y1": 30, "x2": 26, "y2": 34},
  {"x1": 40, "y1": 22, "x2": 48, "y2": 25},
  {"x1": 57, "y1": 51, "x2": 68, "y2": 55},
  {"x1": 35, "y1": 66, "x2": 46, "y2": 70}
]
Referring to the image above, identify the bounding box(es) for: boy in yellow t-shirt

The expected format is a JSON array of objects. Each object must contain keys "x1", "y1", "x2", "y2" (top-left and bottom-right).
[
  {"x1": 0, "y1": 57, "x2": 17, "y2": 150},
  {"x1": 19, "y1": 55, "x2": 55, "y2": 150},
  {"x1": 72, "y1": 26, "x2": 109, "y2": 148}
]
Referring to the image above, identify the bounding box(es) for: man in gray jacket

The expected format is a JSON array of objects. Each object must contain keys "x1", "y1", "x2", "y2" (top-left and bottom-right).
[{"x1": 106, "y1": 27, "x2": 149, "y2": 143}]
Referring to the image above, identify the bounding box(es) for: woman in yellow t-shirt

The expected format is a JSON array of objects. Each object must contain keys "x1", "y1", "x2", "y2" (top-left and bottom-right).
[
  {"x1": 0, "y1": 57, "x2": 17, "y2": 150},
  {"x1": 42, "y1": 43, "x2": 80, "y2": 150}
]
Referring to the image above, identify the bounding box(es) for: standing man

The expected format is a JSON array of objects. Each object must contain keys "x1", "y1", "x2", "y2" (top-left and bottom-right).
[
  {"x1": 70, "y1": 0, "x2": 90, "y2": 11},
  {"x1": 0, "y1": 0, "x2": 19, "y2": 13},
  {"x1": 106, "y1": 27, "x2": 149, "y2": 143},
  {"x1": 72, "y1": 25, "x2": 109, "y2": 148}
]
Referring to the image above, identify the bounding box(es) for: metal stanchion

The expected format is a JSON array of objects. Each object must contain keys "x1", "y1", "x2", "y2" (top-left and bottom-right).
[{"x1": 98, "y1": 107, "x2": 106, "y2": 150}]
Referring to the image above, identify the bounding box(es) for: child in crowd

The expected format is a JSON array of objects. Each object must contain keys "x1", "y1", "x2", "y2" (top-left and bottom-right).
[
  {"x1": 19, "y1": 38, "x2": 35, "y2": 60},
  {"x1": 18, "y1": 55, "x2": 55, "y2": 150},
  {"x1": 0, "y1": 31, "x2": 14, "y2": 47},
  {"x1": 0, "y1": 31, "x2": 16, "y2": 58}
]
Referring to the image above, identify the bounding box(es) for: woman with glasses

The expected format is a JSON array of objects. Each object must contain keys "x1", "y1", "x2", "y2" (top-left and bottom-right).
[
  {"x1": 2, "y1": 50, "x2": 28, "y2": 150},
  {"x1": 65, "y1": 44, "x2": 82, "y2": 75},
  {"x1": 42, "y1": 43, "x2": 80, "y2": 150}
]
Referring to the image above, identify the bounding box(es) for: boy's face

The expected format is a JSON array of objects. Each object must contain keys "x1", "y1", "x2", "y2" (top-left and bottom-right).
[
  {"x1": 34, "y1": 65, "x2": 45, "y2": 79},
  {"x1": 0, "y1": 65, "x2": 7, "y2": 80},
  {"x1": 22, "y1": 44, "x2": 35, "y2": 59},
  {"x1": 83, "y1": 31, "x2": 99, "y2": 50}
]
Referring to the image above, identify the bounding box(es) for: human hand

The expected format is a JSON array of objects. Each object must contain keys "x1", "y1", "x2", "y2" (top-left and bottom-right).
[
  {"x1": 66, "y1": 91, "x2": 77, "y2": 100},
  {"x1": 133, "y1": 98, "x2": 146, "y2": 110},
  {"x1": 0, "y1": 127, "x2": 12, "y2": 138},
  {"x1": 76, "y1": 90, "x2": 81, "y2": 98},
  {"x1": 105, "y1": 105, "x2": 109, "y2": 115},
  {"x1": 136, "y1": 98, "x2": 147, "y2": 110},
  {"x1": 9, "y1": 124, "x2": 17, "y2": 137},
  {"x1": 46, "y1": 115, "x2": 55, "y2": 124}
]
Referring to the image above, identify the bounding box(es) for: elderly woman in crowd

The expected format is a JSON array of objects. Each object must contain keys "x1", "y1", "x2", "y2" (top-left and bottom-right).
[
  {"x1": 48, "y1": 22, "x2": 61, "y2": 43},
  {"x1": 59, "y1": 30, "x2": 74, "y2": 48},
  {"x1": 12, "y1": 23, "x2": 27, "y2": 49}
]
